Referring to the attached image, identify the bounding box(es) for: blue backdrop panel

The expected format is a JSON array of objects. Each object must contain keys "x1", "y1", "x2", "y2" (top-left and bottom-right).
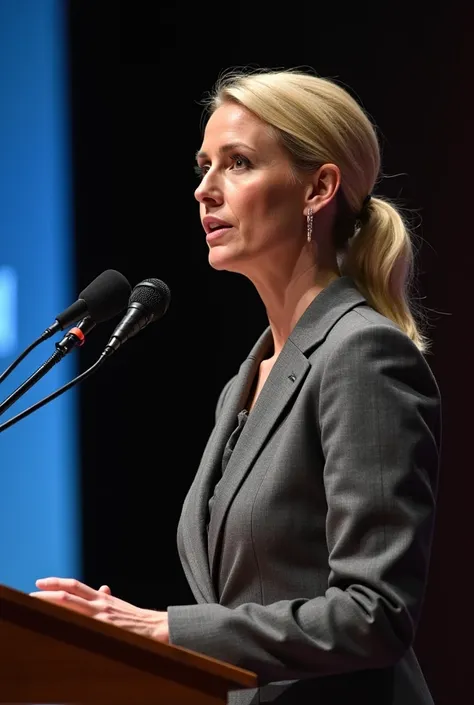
[{"x1": 0, "y1": 0, "x2": 80, "y2": 592}]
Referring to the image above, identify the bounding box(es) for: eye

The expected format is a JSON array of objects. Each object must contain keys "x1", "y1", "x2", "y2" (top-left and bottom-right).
[
  {"x1": 230, "y1": 154, "x2": 251, "y2": 170},
  {"x1": 193, "y1": 153, "x2": 251, "y2": 181},
  {"x1": 194, "y1": 164, "x2": 208, "y2": 180}
]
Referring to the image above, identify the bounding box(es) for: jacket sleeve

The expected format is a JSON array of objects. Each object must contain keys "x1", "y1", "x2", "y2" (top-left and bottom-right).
[{"x1": 167, "y1": 324, "x2": 441, "y2": 683}]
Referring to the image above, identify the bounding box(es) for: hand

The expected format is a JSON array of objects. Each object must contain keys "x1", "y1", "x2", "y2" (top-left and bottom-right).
[{"x1": 30, "y1": 577, "x2": 169, "y2": 643}]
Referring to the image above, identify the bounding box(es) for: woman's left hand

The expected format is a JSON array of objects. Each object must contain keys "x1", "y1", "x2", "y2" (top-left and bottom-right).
[{"x1": 30, "y1": 577, "x2": 169, "y2": 643}]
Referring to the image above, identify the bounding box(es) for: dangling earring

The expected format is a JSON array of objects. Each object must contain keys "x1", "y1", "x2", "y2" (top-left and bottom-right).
[{"x1": 306, "y1": 208, "x2": 313, "y2": 243}]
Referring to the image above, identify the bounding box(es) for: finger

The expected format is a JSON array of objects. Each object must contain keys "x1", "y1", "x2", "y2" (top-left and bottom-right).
[
  {"x1": 35, "y1": 577, "x2": 98, "y2": 601},
  {"x1": 98, "y1": 585, "x2": 112, "y2": 595},
  {"x1": 29, "y1": 590, "x2": 96, "y2": 617}
]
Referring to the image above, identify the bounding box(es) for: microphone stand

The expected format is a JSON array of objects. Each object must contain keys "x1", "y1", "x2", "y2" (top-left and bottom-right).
[
  {"x1": 0, "y1": 318, "x2": 96, "y2": 417},
  {"x1": 0, "y1": 328, "x2": 55, "y2": 385},
  {"x1": 0, "y1": 349, "x2": 112, "y2": 434}
]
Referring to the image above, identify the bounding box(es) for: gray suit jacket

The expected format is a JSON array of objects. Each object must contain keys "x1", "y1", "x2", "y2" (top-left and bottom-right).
[{"x1": 168, "y1": 276, "x2": 441, "y2": 705}]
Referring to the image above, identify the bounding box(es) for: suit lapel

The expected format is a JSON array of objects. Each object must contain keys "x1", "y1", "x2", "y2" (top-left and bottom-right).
[
  {"x1": 208, "y1": 338, "x2": 310, "y2": 580},
  {"x1": 178, "y1": 331, "x2": 272, "y2": 604}
]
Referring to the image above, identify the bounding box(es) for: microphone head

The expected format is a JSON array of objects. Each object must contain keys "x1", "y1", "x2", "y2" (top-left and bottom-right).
[
  {"x1": 77, "y1": 269, "x2": 131, "y2": 324},
  {"x1": 130, "y1": 278, "x2": 171, "y2": 322}
]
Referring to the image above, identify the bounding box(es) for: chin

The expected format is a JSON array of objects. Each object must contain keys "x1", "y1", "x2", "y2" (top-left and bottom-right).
[
  {"x1": 207, "y1": 244, "x2": 244, "y2": 272},
  {"x1": 208, "y1": 253, "x2": 232, "y2": 271}
]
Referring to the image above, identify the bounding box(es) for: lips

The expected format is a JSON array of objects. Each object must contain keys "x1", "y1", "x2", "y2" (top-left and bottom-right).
[{"x1": 202, "y1": 216, "x2": 233, "y2": 235}]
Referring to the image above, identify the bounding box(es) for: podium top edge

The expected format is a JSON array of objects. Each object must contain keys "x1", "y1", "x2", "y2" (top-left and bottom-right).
[{"x1": 0, "y1": 583, "x2": 258, "y2": 688}]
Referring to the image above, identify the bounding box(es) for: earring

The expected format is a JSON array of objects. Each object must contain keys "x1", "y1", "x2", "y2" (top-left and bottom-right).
[{"x1": 307, "y1": 208, "x2": 313, "y2": 243}]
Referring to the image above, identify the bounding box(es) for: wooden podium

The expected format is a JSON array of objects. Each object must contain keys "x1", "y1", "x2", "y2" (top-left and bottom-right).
[{"x1": 0, "y1": 583, "x2": 257, "y2": 704}]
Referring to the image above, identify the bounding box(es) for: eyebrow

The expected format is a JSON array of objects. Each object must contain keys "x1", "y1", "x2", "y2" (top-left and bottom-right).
[{"x1": 195, "y1": 142, "x2": 257, "y2": 160}]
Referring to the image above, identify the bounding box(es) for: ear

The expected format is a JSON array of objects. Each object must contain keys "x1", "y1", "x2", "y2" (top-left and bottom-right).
[{"x1": 304, "y1": 163, "x2": 341, "y2": 216}]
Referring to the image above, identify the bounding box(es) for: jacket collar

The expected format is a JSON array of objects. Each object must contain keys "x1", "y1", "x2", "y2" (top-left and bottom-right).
[{"x1": 289, "y1": 275, "x2": 366, "y2": 353}]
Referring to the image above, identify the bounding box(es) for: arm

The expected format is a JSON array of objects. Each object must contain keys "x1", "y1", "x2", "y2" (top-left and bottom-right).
[{"x1": 168, "y1": 324, "x2": 441, "y2": 683}]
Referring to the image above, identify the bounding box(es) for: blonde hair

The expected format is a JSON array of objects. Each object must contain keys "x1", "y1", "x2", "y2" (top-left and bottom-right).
[{"x1": 204, "y1": 68, "x2": 428, "y2": 352}]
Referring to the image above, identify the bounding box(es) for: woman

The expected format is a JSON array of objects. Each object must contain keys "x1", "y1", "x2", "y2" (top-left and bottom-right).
[{"x1": 32, "y1": 68, "x2": 441, "y2": 705}]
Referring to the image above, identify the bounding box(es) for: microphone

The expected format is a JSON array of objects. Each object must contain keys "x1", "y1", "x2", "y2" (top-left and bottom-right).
[
  {"x1": 0, "y1": 269, "x2": 131, "y2": 385},
  {"x1": 0, "y1": 278, "x2": 171, "y2": 434},
  {"x1": 50, "y1": 269, "x2": 132, "y2": 333},
  {"x1": 104, "y1": 278, "x2": 171, "y2": 355}
]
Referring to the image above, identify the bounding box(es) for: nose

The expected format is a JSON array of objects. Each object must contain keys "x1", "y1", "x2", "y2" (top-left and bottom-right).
[{"x1": 194, "y1": 171, "x2": 223, "y2": 206}]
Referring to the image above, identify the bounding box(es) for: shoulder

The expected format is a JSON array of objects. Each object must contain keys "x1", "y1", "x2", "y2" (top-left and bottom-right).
[
  {"x1": 326, "y1": 303, "x2": 413, "y2": 347},
  {"x1": 318, "y1": 304, "x2": 441, "y2": 414},
  {"x1": 323, "y1": 304, "x2": 432, "y2": 369}
]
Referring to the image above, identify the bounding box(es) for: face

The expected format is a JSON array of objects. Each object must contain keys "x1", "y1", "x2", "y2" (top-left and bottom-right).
[{"x1": 194, "y1": 102, "x2": 309, "y2": 276}]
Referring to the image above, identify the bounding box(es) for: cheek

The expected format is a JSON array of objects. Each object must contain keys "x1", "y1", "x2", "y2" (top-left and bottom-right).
[{"x1": 232, "y1": 181, "x2": 295, "y2": 221}]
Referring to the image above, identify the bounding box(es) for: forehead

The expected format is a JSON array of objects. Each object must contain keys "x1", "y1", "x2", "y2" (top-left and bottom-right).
[{"x1": 199, "y1": 102, "x2": 277, "y2": 152}]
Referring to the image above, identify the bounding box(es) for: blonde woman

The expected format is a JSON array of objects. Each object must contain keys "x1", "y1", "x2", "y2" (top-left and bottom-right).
[{"x1": 32, "y1": 68, "x2": 441, "y2": 705}]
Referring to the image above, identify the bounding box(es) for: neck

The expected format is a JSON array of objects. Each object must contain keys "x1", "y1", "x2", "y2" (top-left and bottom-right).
[{"x1": 252, "y1": 263, "x2": 340, "y2": 361}]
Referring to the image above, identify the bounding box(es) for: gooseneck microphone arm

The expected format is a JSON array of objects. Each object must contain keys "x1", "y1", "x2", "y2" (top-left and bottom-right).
[
  {"x1": 0, "y1": 317, "x2": 96, "y2": 417},
  {"x1": 0, "y1": 329, "x2": 53, "y2": 385},
  {"x1": 0, "y1": 350, "x2": 64, "y2": 418},
  {"x1": 0, "y1": 349, "x2": 113, "y2": 434}
]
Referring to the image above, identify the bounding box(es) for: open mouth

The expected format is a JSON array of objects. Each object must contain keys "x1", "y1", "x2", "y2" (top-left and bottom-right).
[{"x1": 206, "y1": 224, "x2": 233, "y2": 240}]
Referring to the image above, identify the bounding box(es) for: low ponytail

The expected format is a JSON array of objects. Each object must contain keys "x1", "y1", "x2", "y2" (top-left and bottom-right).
[{"x1": 341, "y1": 197, "x2": 428, "y2": 352}]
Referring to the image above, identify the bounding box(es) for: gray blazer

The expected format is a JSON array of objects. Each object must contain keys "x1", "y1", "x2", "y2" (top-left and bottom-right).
[{"x1": 168, "y1": 276, "x2": 441, "y2": 705}]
